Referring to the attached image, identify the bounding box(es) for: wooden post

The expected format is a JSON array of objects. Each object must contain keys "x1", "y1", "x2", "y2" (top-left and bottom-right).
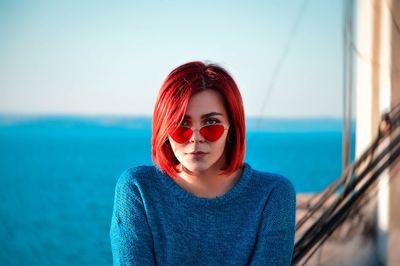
[{"x1": 387, "y1": 0, "x2": 400, "y2": 264}]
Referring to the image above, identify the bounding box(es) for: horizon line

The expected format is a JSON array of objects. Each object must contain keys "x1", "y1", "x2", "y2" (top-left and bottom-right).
[{"x1": 0, "y1": 112, "x2": 355, "y2": 120}]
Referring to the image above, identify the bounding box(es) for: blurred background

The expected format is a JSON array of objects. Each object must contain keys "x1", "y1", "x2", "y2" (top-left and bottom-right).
[{"x1": 0, "y1": 0, "x2": 355, "y2": 265}]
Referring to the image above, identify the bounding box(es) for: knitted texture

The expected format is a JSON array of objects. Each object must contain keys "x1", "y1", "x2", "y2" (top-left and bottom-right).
[{"x1": 110, "y1": 163, "x2": 296, "y2": 265}]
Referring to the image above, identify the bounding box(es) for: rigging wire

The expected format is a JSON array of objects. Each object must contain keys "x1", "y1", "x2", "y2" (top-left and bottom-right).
[
  {"x1": 297, "y1": 104, "x2": 400, "y2": 228},
  {"x1": 257, "y1": 0, "x2": 309, "y2": 120},
  {"x1": 350, "y1": 40, "x2": 400, "y2": 71},
  {"x1": 300, "y1": 136, "x2": 399, "y2": 264},
  {"x1": 348, "y1": 0, "x2": 400, "y2": 71},
  {"x1": 293, "y1": 1, "x2": 400, "y2": 263},
  {"x1": 385, "y1": 0, "x2": 400, "y2": 36},
  {"x1": 297, "y1": 139, "x2": 399, "y2": 265},
  {"x1": 247, "y1": 0, "x2": 309, "y2": 150},
  {"x1": 342, "y1": 0, "x2": 354, "y2": 174},
  {"x1": 298, "y1": 143, "x2": 399, "y2": 265},
  {"x1": 293, "y1": 103, "x2": 400, "y2": 265}
]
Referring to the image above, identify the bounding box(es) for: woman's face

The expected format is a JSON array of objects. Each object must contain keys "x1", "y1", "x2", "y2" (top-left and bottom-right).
[{"x1": 168, "y1": 89, "x2": 230, "y2": 175}]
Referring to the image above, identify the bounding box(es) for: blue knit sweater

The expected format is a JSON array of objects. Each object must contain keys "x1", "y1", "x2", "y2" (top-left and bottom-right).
[{"x1": 110, "y1": 163, "x2": 296, "y2": 265}]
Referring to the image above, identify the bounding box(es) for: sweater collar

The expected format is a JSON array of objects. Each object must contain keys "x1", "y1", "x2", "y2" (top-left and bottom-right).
[{"x1": 156, "y1": 162, "x2": 253, "y2": 207}]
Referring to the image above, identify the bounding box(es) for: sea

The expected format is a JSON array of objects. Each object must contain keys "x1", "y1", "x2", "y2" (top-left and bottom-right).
[{"x1": 0, "y1": 115, "x2": 355, "y2": 265}]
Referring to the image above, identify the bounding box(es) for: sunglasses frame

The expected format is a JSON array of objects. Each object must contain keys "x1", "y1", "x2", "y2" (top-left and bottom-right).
[{"x1": 170, "y1": 124, "x2": 230, "y2": 143}]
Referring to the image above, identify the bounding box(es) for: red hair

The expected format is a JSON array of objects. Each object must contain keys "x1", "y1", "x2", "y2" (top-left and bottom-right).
[{"x1": 151, "y1": 61, "x2": 246, "y2": 178}]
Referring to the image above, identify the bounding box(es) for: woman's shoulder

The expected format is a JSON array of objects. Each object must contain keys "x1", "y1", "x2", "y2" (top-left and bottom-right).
[
  {"x1": 115, "y1": 165, "x2": 158, "y2": 189},
  {"x1": 248, "y1": 166, "x2": 296, "y2": 214},
  {"x1": 250, "y1": 166, "x2": 296, "y2": 196}
]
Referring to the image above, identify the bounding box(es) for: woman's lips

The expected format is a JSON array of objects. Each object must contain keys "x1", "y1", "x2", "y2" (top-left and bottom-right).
[
  {"x1": 187, "y1": 152, "x2": 208, "y2": 158},
  {"x1": 189, "y1": 151, "x2": 207, "y2": 154}
]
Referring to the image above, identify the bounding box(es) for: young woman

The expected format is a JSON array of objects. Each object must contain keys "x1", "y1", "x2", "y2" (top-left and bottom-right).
[{"x1": 110, "y1": 61, "x2": 296, "y2": 265}]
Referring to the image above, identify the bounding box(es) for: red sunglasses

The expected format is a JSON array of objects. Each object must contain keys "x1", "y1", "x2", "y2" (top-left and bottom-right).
[{"x1": 170, "y1": 124, "x2": 229, "y2": 143}]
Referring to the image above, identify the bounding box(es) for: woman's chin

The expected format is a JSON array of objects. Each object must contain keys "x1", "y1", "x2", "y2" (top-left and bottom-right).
[
  {"x1": 182, "y1": 162, "x2": 209, "y2": 175},
  {"x1": 180, "y1": 154, "x2": 226, "y2": 175}
]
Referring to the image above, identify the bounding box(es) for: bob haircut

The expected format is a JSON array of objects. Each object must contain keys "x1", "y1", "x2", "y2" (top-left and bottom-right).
[{"x1": 151, "y1": 61, "x2": 246, "y2": 178}]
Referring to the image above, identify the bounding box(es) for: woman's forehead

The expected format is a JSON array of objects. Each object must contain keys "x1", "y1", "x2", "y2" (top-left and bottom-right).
[{"x1": 184, "y1": 90, "x2": 228, "y2": 117}]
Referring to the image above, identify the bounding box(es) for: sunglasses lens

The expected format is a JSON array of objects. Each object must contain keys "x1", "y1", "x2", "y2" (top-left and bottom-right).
[
  {"x1": 170, "y1": 127, "x2": 193, "y2": 143},
  {"x1": 170, "y1": 125, "x2": 225, "y2": 143},
  {"x1": 200, "y1": 125, "x2": 225, "y2": 142}
]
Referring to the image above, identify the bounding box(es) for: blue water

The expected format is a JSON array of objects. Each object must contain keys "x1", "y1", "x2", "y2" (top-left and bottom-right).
[{"x1": 0, "y1": 116, "x2": 355, "y2": 265}]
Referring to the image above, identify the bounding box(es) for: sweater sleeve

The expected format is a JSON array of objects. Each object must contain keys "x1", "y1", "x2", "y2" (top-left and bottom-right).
[
  {"x1": 109, "y1": 168, "x2": 156, "y2": 266},
  {"x1": 249, "y1": 177, "x2": 296, "y2": 266}
]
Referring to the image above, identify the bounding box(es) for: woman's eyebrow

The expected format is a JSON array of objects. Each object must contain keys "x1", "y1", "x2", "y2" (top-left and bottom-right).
[{"x1": 183, "y1": 112, "x2": 223, "y2": 119}]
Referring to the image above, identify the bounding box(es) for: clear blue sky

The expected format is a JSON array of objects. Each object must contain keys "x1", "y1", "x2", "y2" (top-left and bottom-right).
[{"x1": 0, "y1": 0, "x2": 346, "y2": 118}]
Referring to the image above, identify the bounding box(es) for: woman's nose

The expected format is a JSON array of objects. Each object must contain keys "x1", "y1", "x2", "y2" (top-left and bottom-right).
[{"x1": 190, "y1": 128, "x2": 205, "y2": 143}]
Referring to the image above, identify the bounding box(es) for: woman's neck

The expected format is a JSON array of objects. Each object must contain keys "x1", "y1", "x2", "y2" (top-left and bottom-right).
[{"x1": 174, "y1": 165, "x2": 243, "y2": 199}]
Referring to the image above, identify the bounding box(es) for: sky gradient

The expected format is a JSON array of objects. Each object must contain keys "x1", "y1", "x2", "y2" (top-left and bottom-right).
[{"x1": 0, "y1": 0, "x2": 347, "y2": 118}]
